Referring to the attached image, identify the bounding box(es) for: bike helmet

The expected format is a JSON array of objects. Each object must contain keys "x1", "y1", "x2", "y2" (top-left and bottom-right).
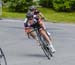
[
  {"x1": 29, "y1": 6, "x2": 36, "y2": 11},
  {"x1": 26, "y1": 12, "x2": 33, "y2": 19},
  {"x1": 34, "y1": 10, "x2": 40, "y2": 15}
]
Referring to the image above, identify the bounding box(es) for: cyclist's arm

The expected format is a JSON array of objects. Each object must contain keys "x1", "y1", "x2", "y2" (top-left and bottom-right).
[
  {"x1": 39, "y1": 12, "x2": 47, "y2": 21},
  {"x1": 24, "y1": 18, "x2": 27, "y2": 23},
  {"x1": 39, "y1": 12, "x2": 44, "y2": 19},
  {"x1": 24, "y1": 19, "x2": 31, "y2": 38},
  {"x1": 24, "y1": 18, "x2": 29, "y2": 32}
]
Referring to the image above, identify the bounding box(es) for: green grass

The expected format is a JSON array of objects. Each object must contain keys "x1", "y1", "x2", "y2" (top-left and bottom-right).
[
  {"x1": 2, "y1": 7, "x2": 25, "y2": 20},
  {"x1": 2, "y1": 7, "x2": 75, "y2": 23},
  {"x1": 38, "y1": 8, "x2": 75, "y2": 23},
  {"x1": 2, "y1": 11, "x2": 25, "y2": 20}
]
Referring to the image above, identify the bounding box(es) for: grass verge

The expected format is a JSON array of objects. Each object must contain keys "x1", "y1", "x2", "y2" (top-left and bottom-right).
[
  {"x1": 2, "y1": 7, "x2": 25, "y2": 20},
  {"x1": 2, "y1": 11, "x2": 25, "y2": 20},
  {"x1": 2, "y1": 7, "x2": 75, "y2": 23},
  {"x1": 38, "y1": 8, "x2": 75, "y2": 23}
]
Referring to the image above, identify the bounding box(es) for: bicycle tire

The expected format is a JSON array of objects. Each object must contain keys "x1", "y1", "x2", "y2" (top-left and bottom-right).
[
  {"x1": 45, "y1": 31, "x2": 53, "y2": 57},
  {"x1": 40, "y1": 31, "x2": 53, "y2": 58},
  {"x1": 47, "y1": 46, "x2": 53, "y2": 57},
  {"x1": 0, "y1": 48, "x2": 7, "y2": 65},
  {"x1": 35, "y1": 28, "x2": 53, "y2": 60},
  {"x1": 41, "y1": 45, "x2": 51, "y2": 59},
  {"x1": 41, "y1": 38, "x2": 53, "y2": 59},
  {"x1": 37, "y1": 34, "x2": 51, "y2": 60}
]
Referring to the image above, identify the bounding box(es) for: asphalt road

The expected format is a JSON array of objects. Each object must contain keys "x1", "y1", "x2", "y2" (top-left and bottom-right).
[{"x1": 0, "y1": 19, "x2": 75, "y2": 65}]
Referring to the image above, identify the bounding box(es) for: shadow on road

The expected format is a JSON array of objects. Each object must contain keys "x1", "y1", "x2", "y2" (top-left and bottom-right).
[
  {"x1": 22, "y1": 53, "x2": 46, "y2": 58},
  {"x1": 0, "y1": 25, "x2": 24, "y2": 30}
]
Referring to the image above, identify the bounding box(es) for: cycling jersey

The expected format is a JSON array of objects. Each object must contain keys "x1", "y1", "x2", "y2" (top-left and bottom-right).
[{"x1": 24, "y1": 18, "x2": 42, "y2": 29}]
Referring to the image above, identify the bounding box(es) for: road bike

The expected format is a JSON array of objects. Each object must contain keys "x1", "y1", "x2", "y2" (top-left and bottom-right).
[
  {"x1": 29, "y1": 27, "x2": 53, "y2": 60},
  {"x1": 0, "y1": 48, "x2": 7, "y2": 65}
]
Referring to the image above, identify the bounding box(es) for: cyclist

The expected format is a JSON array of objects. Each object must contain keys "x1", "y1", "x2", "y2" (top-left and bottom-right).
[
  {"x1": 29, "y1": 6, "x2": 45, "y2": 22},
  {"x1": 24, "y1": 6, "x2": 46, "y2": 31},
  {"x1": 27, "y1": 6, "x2": 51, "y2": 41},
  {"x1": 24, "y1": 12, "x2": 56, "y2": 53}
]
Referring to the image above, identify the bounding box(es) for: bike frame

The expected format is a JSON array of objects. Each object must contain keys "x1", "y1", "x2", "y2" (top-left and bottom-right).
[{"x1": 33, "y1": 28, "x2": 53, "y2": 59}]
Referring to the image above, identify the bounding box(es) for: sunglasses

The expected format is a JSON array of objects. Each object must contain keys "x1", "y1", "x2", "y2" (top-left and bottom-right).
[{"x1": 28, "y1": 18, "x2": 33, "y2": 20}]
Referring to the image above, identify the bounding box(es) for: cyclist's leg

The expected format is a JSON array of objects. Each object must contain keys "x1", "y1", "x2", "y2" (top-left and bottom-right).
[
  {"x1": 25, "y1": 28, "x2": 36, "y2": 39},
  {"x1": 30, "y1": 31, "x2": 38, "y2": 40},
  {"x1": 39, "y1": 28, "x2": 56, "y2": 53},
  {"x1": 39, "y1": 28, "x2": 51, "y2": 43},
  {"x1": 29, "y1": 30, "x2": 40, "y2": 44},
  {"x1": 25, "y1": 28, "x2": 39, "y2": 43},
  {"x1": 39, "y1": 19, "x2": 46, "y2": 29},
  {"x1": 47, "y1": 31, "x2": 52, "y2": 41},
  {"x1": 39, "y1": 19, "x2": 52, "y2": 41}
]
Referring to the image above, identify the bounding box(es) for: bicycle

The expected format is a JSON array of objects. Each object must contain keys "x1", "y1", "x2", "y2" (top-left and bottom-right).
[
  {"x1": 0, "y1": 48, "x2": 7, "y2": 65},
  {"x1": 29, "y1": 27, "x2": 53, "y2": 60}
]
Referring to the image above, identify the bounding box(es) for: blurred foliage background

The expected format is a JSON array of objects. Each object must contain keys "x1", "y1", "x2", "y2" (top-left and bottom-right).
[
  {"x1": 3, "y1": 0, "x2": 34, "y2": 12},
  {"x1": 2, "y1": 0, "x2": 75, "y2": 12},
  {"x1": 39, "y1": 0, "x2": 75, "y2": 12},
  {"x1": 2, "y1": 0, "x2": 75, "y2": 23}
]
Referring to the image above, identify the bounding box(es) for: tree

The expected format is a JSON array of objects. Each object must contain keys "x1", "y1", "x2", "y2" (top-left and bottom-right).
[
  {"x1": 52, "y1": 0, "x2": 75, "y2": 12},
  {"x1": 39, "y1": 0, "x2": 75, "y2": 12},
  {"x1": 3, "y1": 0, "x2": 33, "y2": 12},
  {"x1": 39, "y1": 0, "x2": 53, "y2": 8}
]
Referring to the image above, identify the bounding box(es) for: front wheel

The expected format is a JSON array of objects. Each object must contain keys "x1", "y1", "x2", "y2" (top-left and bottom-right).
[
  {"x1": 38, "y1": 35, "x2": 53, "y2": 60},
  {"x1": 40, "y1": 31, "x2": 54, "y2": 58},
  {"x1": 41, "y1": 45, "x2": 51, "y2": 59},
  {"x1": 36, "y1": 29, "x2": 53, "y2": 60}
]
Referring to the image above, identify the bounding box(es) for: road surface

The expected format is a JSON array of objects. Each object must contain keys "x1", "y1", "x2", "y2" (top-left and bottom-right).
[{"x1": 0, "y1": 19, "x2": 75, "y2": 65}]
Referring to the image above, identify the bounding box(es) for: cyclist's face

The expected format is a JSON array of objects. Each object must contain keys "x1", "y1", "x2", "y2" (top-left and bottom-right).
[
  {"x1": 28, "y1": 18, "x2": 34, "y2": 25},
  {"x1": 32, "y1": 9, "x2": 36, "y2": 13}
]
